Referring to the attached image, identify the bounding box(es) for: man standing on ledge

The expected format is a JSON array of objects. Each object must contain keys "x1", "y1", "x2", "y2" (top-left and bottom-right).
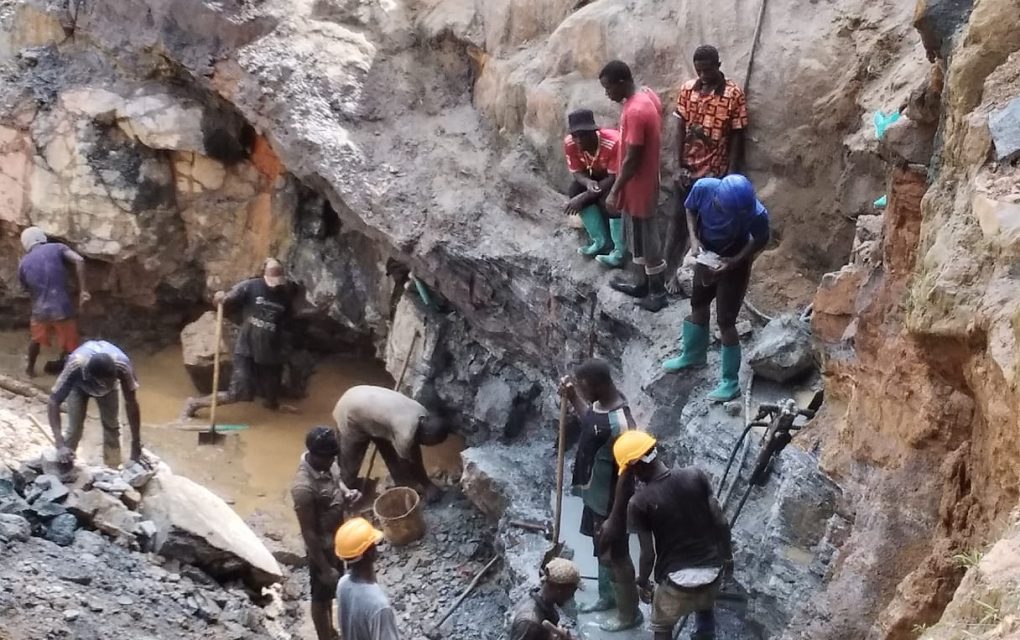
[
  {"x1": 599, "y1": 60, "x2": 668, "y2": 312},
  {"x1": 562, "y1": 109, "x2": 620, "y2": 262},
  {"x1": 333, "y1": 385, "x2": 450, "y2": 503},
  {"x1": 614, "y1": 431, "x2": 733, "y2": 640},
  {"x1": 665, "y1": 45, "x2": 749, "y2": 294},
  {"x1": 48, "y1": 340, "x2": 143, "y2": 467},
  {"x1": 183, "y1": 258, "x2": 294, "y2": 418},
  {"x1": 663, "y1": 175, "x2": 769, "y2": 403},
  {"x1": 17, "y1": 226, "x2": 90, "y2": 377},
  {"x1": 293, "y1": 426, "x2": 361, "y2": 640}
]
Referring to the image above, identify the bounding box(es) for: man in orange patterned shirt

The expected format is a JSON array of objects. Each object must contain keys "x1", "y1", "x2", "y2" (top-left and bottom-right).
[{"x1": 664, "y1": 45, "x2": 749, "y2": 294}]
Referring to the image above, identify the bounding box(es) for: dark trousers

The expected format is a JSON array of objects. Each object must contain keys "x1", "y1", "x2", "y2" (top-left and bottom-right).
[
  {"x1": 339, "y1": 436, "x2": 430, "y2": 490},
  {"x1": 691, "y1": 261, "x2": 752, "y2": 329}
]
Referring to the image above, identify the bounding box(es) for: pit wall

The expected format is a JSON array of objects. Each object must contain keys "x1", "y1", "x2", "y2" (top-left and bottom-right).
[{"x1": 796, "y1": 0, "x2": 1020, "y2": 637}]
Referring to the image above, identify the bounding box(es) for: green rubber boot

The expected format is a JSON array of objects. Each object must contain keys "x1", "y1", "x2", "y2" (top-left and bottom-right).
[
  {"x1": 578, "y1": 565, "x2": 616, "y2": 613},
  {"x1": 577, "y1": 205, "x2": 609, "y2": 257},
  {"x1": 595, "y1": 218, "x2": 625, "y2": 268},
  {"x1": 663, "y1": 321, "x2": 709, "y2": 372},
  {"x1": 707, "y1": 343, "x2": 742, "y2": 402},
  {"x1": 599, "y1": 580, "x2": 643, "y2": 631}
]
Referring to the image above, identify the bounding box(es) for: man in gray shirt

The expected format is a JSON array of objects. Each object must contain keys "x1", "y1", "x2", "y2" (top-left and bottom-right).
[{"x1": 334, "y1": 517, "x2": 401, "y2": 640}]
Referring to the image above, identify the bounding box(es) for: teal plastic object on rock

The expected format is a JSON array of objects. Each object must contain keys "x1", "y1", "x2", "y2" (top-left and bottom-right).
[
  {"x1": 874, "y1": 195, "x2": 887, "y2": 209},
  {"x1": 873, "y1": 110, "x2": 901, "y2": 140}
]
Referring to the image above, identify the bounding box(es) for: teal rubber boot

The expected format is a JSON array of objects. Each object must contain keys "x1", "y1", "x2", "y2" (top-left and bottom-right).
[
  {"x1": 595, "y1": 218, "x2": 625, "y2": 268},
  {"x1": 578, "y1": 565, "x2": 616, "y2": 613},
  {"x1": 663, "y1": 321, "x2": 709, "y2": 372},
  {"x1": 708, "y1": 343, "x2": 742, "y2": 402},
  {"x1": 598, "y1": 580, "x2": 643, "y2": 631},
  {"x1": 577, "y1": 205, "x2": 609, "y2": 257}
]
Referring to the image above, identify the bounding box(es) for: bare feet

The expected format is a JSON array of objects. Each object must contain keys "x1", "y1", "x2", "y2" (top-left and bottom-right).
[
  {"x1": 278, "y1": 403, "x2": 300, "y2": 414},
  {"x1": 180, "y1": 398, "x2": 201, "y2": 419},
  {"x1": 665, "y1": 273, "x2": 681, "y2": 295}
]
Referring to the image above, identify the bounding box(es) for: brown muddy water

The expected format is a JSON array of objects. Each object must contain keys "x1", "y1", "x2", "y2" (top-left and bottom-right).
[{"x1": 0, "y1": 331, "x2": 465, "y2": 536}]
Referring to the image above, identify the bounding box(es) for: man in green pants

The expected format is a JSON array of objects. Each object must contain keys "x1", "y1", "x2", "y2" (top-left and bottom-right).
[
  {"x1": 662, "y1": 174, "x2": 770, "y2": 402},
  {"x1": 563, "y1": 109, "x2": 620, "y2": 261},
  {"x1": 560, "y1": 359, "x2": 642, "y2": 631}
]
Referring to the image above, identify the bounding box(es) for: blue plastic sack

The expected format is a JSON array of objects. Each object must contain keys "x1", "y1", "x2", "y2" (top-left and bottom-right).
[
  {"x1": 873, "y1": 195, "x2": 887, "y2": 209},
  {"x1": 873, "y1": 111, "x2": 901, "y2": 140}
]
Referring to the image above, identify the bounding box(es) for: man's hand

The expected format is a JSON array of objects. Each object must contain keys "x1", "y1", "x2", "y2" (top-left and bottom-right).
[
  {"x1": 596, "y1": 520, "x2": 618, "y2": 548},
  {"x1": 344, "y1": 489, "x2": 362, "y2": 505},
  {"x1": 558, "y1": 376, "x2": 577, "y2": 401},
  {"x1": 56, "y1": 445, "x2": 75, "y2": 465},
  {"x1": 722, "y1": 559, "x2": 735, "y2": 581},
  {"x1": 78, "y1": 290, "x2": 91, "y2": 306},
  {"x1": 711, "y1": 256, "x2": 735, "y2": 273},
  {"x1": 564, "y1": 194, "x2": 588, "y2": 216},
  {"x1": 637, "y1": 577, "x2": 654, "y2": 604},
  {"x1": 605, "y1": 188, "x2": 619, "y2": 215},
  {"x1": 585, "y1": 179, "x2": 602, "y2": 195},
  {"x1": 212, "y1": 290, "x2": 226, "y2": 305},
  {"x1": 675, "y1": 168, "x2": 693, "y2": 191}
]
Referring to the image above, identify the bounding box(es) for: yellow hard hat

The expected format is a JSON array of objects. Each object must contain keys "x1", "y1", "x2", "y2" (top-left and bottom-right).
[
  {"x1": 334, "y1": 517, "x2": 385, "y2": 561},
  {"x1": 613, "y1": 430, "x2": 657, "y2": 470}
]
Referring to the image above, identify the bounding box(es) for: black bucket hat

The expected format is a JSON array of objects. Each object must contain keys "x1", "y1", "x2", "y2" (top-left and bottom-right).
[{"x1": 567, "y1": 109, "x2": 599, "y2": 134}]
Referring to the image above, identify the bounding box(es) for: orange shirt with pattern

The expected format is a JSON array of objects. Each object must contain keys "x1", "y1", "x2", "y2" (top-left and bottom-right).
[{"x1": 674, "y1": 78, "x2": 748, "y2": 178}]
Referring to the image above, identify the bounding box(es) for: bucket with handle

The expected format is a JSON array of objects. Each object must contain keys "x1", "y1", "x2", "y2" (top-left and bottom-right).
[{"x1": 373, "y1": 486, "x2": 426, "y2": 545}]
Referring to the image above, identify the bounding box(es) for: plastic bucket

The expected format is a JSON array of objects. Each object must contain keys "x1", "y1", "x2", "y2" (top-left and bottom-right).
[{"x1": 373, "y1": 487, "x2": 425, "y2": 545}]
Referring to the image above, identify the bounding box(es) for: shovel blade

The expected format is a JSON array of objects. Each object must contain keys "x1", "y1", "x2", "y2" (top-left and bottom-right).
[{"x1": 198, "y1": 429, "x2": 226, "y2": 445}]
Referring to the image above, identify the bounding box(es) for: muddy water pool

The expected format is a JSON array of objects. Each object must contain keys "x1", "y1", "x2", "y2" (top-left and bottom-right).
[{"x1": 0, "y1": 331, "x2": 465, "y2": 536}]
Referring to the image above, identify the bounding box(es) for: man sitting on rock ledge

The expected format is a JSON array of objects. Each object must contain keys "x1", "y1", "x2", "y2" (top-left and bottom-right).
[
  {"x1": 293, "y1": 426, "x2": 362, "y2": 640},
  {"x1": 562, "y1": 109, "x2": 620, "y2": 262},
  {"x1": 182, "y1": 258, "x2": 294, "y2": 418},
  {"x1": 47, "y1": 339, "x2": 143, "y2": 468},
  {"x1": 509, "y1": 558, "x2": 581, "y2": 640},
  {"x1": 333, "y1": 385, "x2": 450, "y2": 504}
]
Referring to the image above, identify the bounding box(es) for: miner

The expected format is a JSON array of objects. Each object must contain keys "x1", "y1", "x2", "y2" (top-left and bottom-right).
[
  {"x1": 509, "y1": 558, "x2": 581, "y2": 640},
  {"x1": 560, "y1": 359, "x2": 642, "y2": 631},
  {"x1": 599, "y1": 60, "x2": 668, "y2": 313},
  {"x1": 614, "y1": 431, "x2": 733, "y2": 640},
  {"x1": 662, "y1": 174, "x2": 770, "y2": 402},
  {"x1": 182, "y1": 258, "x2": 294, "y2": 418},
  {"x1": 332, "y1": 385, "x2": 451, "y2": 503},
  {"x1": 562, "y1": 109, "x2": 620, "y2": 262},
  {"x1": 293, "y1": 426, "x2": 361, "y2": 640},
  {"x1": 47, "y1": 340, "x2": 143, "y2": 467},
  {"x1": 334, "y1": 517, "x2": 402, "y2": 640},
  {"x1": 665, "y1": 45, "x2": 749, "y2": 294},
  {"x1": 17, "y1": 226, "x2": 90, "y2": 377}
]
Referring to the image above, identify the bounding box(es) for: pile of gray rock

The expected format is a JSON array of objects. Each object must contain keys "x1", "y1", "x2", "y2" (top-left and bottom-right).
[{"x1": 0, "y1": 453, "x2": 157, "y2": 550}]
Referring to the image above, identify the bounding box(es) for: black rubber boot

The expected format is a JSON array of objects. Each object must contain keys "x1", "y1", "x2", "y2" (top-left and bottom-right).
[
  {"x1": 636, "y1": 270, "x2": 667, "y2": 312},
  {"x1": 610, "y1": 263, "x2": 648, "y2": 298}
]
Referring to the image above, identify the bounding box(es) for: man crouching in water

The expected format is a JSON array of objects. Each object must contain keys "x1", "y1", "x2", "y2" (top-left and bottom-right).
[{"x1": 182, "y1": 258, "x2": 294, "y2": 418}]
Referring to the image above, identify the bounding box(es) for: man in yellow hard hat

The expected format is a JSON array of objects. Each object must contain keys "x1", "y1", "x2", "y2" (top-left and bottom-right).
[
  {"x1": 509, "y1": 558, "x2": 581, "y2": 640},
  {"x1": 612, "y1": 431, "x2": 733, "y2": 640},
  {"x1": 334, "y1": 517, "x2": 401, "y2": 640}
]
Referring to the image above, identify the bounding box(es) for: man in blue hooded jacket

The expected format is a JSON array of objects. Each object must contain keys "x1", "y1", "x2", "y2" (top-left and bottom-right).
[{"x1": 662, "y1": 175, "x2": 769, "y2": 402}]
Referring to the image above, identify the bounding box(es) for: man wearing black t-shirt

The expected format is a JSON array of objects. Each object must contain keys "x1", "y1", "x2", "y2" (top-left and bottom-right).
[
  {"x1": 183, "y1": 258, "x2": 294, "y2": 418},
  {"x1": 614, "y1": 431, "x2": 733, "y2": 640}
]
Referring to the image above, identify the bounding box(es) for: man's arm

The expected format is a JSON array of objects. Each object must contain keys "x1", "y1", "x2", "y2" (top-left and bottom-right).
[
  {"x1": 609, "y1": 144, "x2": 644, "y2": 200},
  {"x1": 726, "y1": 129, "x2": 745, "y2": 175},
  {"x1": 675, "y1": 115, "x2": 689, "y2": 171},
  {"x1": 121, "y1": 384, "x2": 143, "y2": 461},
  {"x1": 294, "y1": 492, "x2": 338, "y2": 581},
  {"x1": 686, "y1": 209, "x2": 702, "y2": 254},
  {"x1": 709, "y1": 493, "x2": 734, "y2": 563},
  {"x1": 597, "y1": 174, "x2": 617, "y2": 193},
  {"x1": 636, "y1": 530, "x2": 656, "y2": 585},
  {"x1": 62, "y1": 247, "x2": 90, "y2": 306},
  {"x1": 509, "y1": 618, "x2": 544, "y2": 640}
]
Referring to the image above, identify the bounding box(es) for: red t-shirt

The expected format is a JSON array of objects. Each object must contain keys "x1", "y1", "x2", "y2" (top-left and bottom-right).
[
  {"x1": 614, "y1": 88, "x2": 662, "y2": 219},
  {"x1": 563, "y1": 127, "x2": 621, "y2": 176}
]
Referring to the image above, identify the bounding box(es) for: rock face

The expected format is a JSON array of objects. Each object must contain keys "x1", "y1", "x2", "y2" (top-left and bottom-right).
[
  {"x1": 180, "y1": 310, "x2": 237, "y2": 394},
  {"x1": 746, "y1": 315, "x2": 816, "y2": 383},
  {"x1": 141, "y1": 466, "x2": 283, "y2": 589}
]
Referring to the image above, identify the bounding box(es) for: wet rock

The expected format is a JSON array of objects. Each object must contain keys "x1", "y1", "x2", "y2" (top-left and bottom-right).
[
  {"x1": 0, "y1": 513, "x2": 31, "y2": 542},
  {"x1": 140, "y1": 467, "x2": 282, "y2": 589},
  {"x1": 30, "y1": 499, "x2": 67, "y2": 520},
  {"x1": 44, "y1": 513, "x2": 78, "y2": 546},
  {"x1": 989, "y1": 96, "x2": 1020, "y2": 163},
  {"x1": 121, "y1": 462, "x2": 157, "y2": 490},
  {"x1": 91, "y1": 469, "x2": 132, "y2": 494},
  {"x1": 65, "y1": 488, "x2": 143, "y2": 544},
  {"x1": 181, "y1": 311, "x2": 238, "y2": 394},
  {"x1": 746, "y1": 315, "x2": 816, "y2": 383},
  {"x1": 0, "y1": 492, "x2": 32, "y2": 518}
]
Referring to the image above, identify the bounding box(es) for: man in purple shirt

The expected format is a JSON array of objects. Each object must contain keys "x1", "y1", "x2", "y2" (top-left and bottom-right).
[{"x1": 17, "y1": 227, "x2": 90, "y2": 377}]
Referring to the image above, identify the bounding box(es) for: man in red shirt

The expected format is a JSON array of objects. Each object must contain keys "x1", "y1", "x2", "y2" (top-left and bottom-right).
[
  {"x1": 665, "y1": 45, "x2": 749, "y2": 294},
  {"x1": 563, "y1": 110, "x2": 620, "y2": 261},
  {"x1": 599, "y1": 60, "x2": 667, "y2": 313}
]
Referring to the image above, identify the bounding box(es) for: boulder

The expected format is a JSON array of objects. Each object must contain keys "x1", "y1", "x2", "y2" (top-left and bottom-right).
[
  {"x1": 746, "y1": 315, "x2": 817, "y2": 383},
  {"x1": 989, "y1": 97, "x2": 1020, "y2": 164},
  {"x1": 180, "y1": 311, "x2": 238, "y2": 394},
  {"x1": 0, "y1": 513, "x2": 31, "y2": 542},
  {"x1": 30, "y1": 499, "x2": 67, "y2": 520},
  {"x1": 45, "y1": 513, "x2": 78, "y2": 546},
  {"x1": 66, "y1": 487, "x2": 143, "y2": 544},
  {"x1": 881, "y1": 116, "x2": 936, "y2": 165},
  {"x1": 140, "y1": 467, "x2": 282, "y2": 589},
  {"x1": 26, "y1": 474, "x2": 69, "y2": 504},
  {"x1": 121, "y1": 460, "x2": 157, "y2": 489}
]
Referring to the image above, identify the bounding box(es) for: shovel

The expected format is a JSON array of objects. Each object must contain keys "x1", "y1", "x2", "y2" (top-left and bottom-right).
[
  {"x1": 198, "y1": 302, "x2": 242, "y2": 445},
  {"x1": 541, "y1": 395, "x2": 569, "y2": 567}
]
